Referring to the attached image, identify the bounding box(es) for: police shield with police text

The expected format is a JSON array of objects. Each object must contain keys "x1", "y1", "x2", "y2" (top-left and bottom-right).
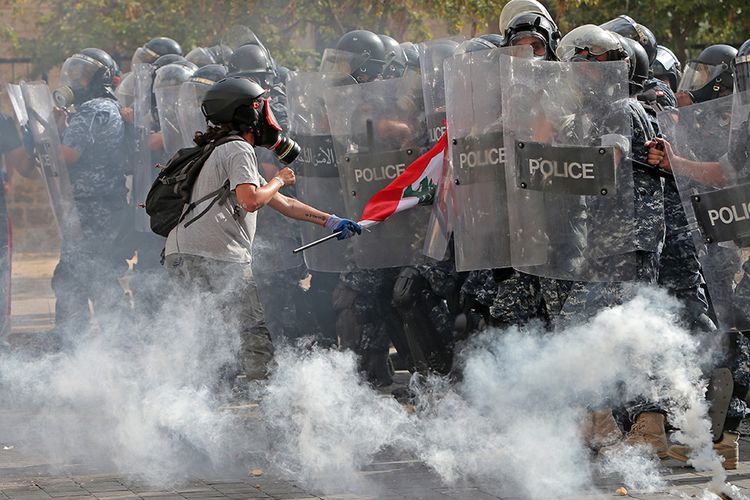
[
  {"x1": 658, "y1": 94, "x2": 750, "y2": 332},
  {"x1": 324, "y1": 70, "x2": 430, "y2": 269},
  {"x1": 500, "y1": 51, "x2": 637, "y2": 281},
  {"x1": 287, "y1": 71, "x2": 356, "y2": 272},
  {"x1": 446, "y1": 46, "x2": 529, "y2": 272}
]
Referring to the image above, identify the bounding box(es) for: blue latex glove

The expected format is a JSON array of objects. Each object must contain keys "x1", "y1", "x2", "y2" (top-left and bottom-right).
[{"x1": 325, "y1": 214, "x2": 362, "y2": 240}]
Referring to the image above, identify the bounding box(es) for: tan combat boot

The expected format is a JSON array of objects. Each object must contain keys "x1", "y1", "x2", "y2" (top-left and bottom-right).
[
  {"x1": 601, "y1": 412, "x2": 668, "y2": 458},
  {"x1": 667, "y1": 432, "x2": 740, "y2": 470},
  {"x1": 582, "y1": 409, "x2": 623, "y2": 451}
]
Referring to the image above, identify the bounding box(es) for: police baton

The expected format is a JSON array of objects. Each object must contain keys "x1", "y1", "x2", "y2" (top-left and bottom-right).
[{"x1": 292, "y1": 231, "x2": 343, "y2": 254}]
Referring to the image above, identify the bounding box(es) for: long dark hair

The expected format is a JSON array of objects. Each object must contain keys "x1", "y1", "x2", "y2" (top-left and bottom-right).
[{"x1": 193, "y1": 123, "x2": 234, "y2": 147}]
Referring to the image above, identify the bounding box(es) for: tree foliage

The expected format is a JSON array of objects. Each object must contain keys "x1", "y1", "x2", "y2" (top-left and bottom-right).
[{"x1": 2, "y1": 0, "x2": 747, "y2": 76}]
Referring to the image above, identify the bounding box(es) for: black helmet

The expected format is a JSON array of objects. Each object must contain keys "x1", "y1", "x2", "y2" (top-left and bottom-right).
[
  {"x1": 132, "y1": 37, "x2": 182, "y2": 66},
  {"x1": 557, "y1": 25, "x2": 627, "y2": 64},
  {"x1": 733, "y1": 39, "x2": 750, "y2": 95},
  {"x1": 189, "y1": 64, "x2": 228, "y2": 87},
  {"x1": 617, "y1": 35, "x2": 649, "y2": 94},
  {"x1": 201, "y1": 76, "x2": 265, "y2": 126},
  {"x1": 479, "y1": 33, "x2": 505, "y2": 48},
  {"x1": 334, "y1": 30, "x2": 387, "y2": 82},
  {"x1": 208, "y1": 44, "x2": 233, "y2": 65},
  {"x1": 228, "y1": 44, "x2": 275, "y2": 87},
  {"x1": 454, "y1": 37, "x2": 496, "y2": 55},
  {"x1": 400, "y1": 42, "x2": 420, "y2": 70},
  {"x1": 153, "y1": 61, "x2": 197, "y2": 90},
  {"x1": 185, "y1": 47, "x2": 217, "y2": 67},
  {"x1": 678, "y1": 44, "x2": 737, "y2": 103},
  {"x1": 153, "y1": 53, "x2": 188, "y2": 69},
  {"x1": 505, "y1": 12, "x2": 561, "y2": 60},
  {"x1": 380, "y1": 34, "x2": 406, "y2": 79},
  {"x1": 652, "y1": 45, "x2": 682, "y2": 92},
  {"x1": 54, "y1": 47, "x2": 118, "y2": 108},
  {"x1": 599, "y1": 15, "x2": 657, "y2": 65}
]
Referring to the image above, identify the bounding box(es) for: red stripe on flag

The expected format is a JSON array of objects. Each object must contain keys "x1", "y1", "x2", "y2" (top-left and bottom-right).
[{"x1": 360, "y1": 132, "x2": 448, "y2": 223}]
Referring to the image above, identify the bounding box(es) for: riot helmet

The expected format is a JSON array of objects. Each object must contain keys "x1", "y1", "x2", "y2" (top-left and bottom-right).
[
  {"x1": 479, "y1": 33, "x2": 505, "y2": 47},
  {"x1": 153, "y1": 53, "x2": 189, "y2": 70},
  {"x1": 115, "y1": 71, "x2": 135, "y2": 107},
  {"x1": 505, "y1": 12, "x2": 561, "y2": 60},
  {"x1": 652, "y1": 45, "x2": 682, "y2": 92},
  {"x1": 599, "y1": 15, "x2": 657, "y2": 65},
  {"x1": 189, "y1": 64, "x2": 228, "y2": 87},
  {"x1": 678, "y1": 44, "x2": 737, "y2": 103},
  {"x1": 185, "y1": 47, "x2": 217, "y2": 67},
  {"x1": 734, "y1": 39, "x2": 750, "y2": 95},
  {"x1": 331, "y1": 30, "x2": 387, "y2": 83},
  {"x1": 228, "y1": 44, "x2": 276, "y2": 88},
  {"x1": 380, "y1": 34, "x2": 407, "y2": 79},
  {"x1": 616, "y1": 35, "x2": 649, "y2": 94},
  {"x1": 201, "y1": 77, "x2": 300, "y2": 163},
  {"x1": 400, "y1": 42, "x2": 421, "y2": 70},
  {"x1": 53, "y1": 48, "x2": 118, "y2": 109},
  {"x1": 208, "y1": 44, "x2": 233, "y2": 65},
  {"x1": 498, "y1": 0, "x2": 554, "y2": 34},
  {"x1": 454, "y1": 37, "x2": 496, "y2": 55},
  {"x1": 132, "y1": 37, "x2": 182, "y2": 66},
  {"x1": 556, "y1": 25, "x2": 627, "y2": 63},
  {"x1": 275, "y1": 65, "x2": 291, "y2": 85},
  {"x1": 154, "y1": 61, "x2": 197, "y2": 90}
]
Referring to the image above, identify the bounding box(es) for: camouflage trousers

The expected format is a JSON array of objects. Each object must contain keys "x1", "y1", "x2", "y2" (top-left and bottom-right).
[{"x1": 164, "y1": 253, "x2": 274, "y2": 381}]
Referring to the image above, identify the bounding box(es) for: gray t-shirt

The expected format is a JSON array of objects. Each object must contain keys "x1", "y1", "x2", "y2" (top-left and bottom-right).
[{"x1": 165, "y1": 140, "x2": 265, "y2": 263}]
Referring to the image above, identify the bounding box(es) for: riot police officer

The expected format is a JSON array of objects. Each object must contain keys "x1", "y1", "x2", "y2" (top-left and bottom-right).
[{"x1": 48, "y1": 49, "x2": 130, "y2": 339}]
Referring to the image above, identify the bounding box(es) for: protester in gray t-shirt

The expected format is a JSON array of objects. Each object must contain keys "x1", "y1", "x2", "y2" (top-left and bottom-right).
[{"x1": 164, "y1": 77, "x2": 360, "y2": 387}]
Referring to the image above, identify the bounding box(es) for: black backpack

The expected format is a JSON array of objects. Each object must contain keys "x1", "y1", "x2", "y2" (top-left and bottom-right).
[{"x1": 145, "y1": 135, "x2": 244, "y2": 237}]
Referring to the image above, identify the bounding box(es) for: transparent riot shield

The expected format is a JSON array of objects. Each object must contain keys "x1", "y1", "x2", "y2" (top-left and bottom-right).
[
  {"x1": 177, "y1": 81, "x2": 208, "y2": 147},
  {"x1": 287, "y1": 71, "x2": 356, "y2": 272},
  {"x1": 325, "y1": 72, "x2": 431, "y2": 269},
  {"x1": 6, "y1": 83, "x2": 28, "y2": 126},
  {"x1": 155, "y1": 85, "x2": 187, "y2": 157},
  {"x1": 18, "y1": 82, "x2": 81, "y2": 238},
  {"x1": 500, "y1": 58, "x2": 636, "y2": 281},
  {"x1": 658, "y1": 93, "x2": 750, "y2": 331},
  {"x1": 443, "y1": 46, "x2": 530, "y2": 271},
  {"x1": 419, "y1": 38, "x2": 459, "y2": 261},
  {"x1": 419, "y1": 39, "x2": 461, "y2": 146},
  {"x1": 132, "y1": 63, "x2": 154, "y2": 232}
]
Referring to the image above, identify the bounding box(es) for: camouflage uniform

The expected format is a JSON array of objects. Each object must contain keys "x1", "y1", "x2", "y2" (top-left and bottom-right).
[
  {"x1": 554, "y1": 98, "x2": 665, "y2": 329},
  {"x1": 54, "y1": 97, "x2": 130, "y2": 336},
  {"x1": 461, "y1": 269, "x2": 544, "y2": 329},
  {"x1": 334, "y1": 268, "x2": 403, "y2": 386},
  {"x1": 642, "y1": 77, "x2": 678, "y2": 109}
]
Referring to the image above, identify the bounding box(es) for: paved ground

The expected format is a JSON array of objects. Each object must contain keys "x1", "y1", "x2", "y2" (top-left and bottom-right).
[{"x1": 4, "y1": 253, "x2": 750, "y2": 499}]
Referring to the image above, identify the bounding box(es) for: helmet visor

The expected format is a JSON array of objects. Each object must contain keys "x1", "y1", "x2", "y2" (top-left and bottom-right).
[
  {"x1": 556, "y1": 25, "x2": 619, "y2": 62},
  {"x1": 132, "y1": 46, "x2": 159, "y2": 65},
  {"x1": 655, "y1": 48, "x2": 678, "y2": 73},
  {"x1": 509, "y1": 31, "x2": 547, "y2": 58},
  {"x1": 677, "y1": 61, "x2": 725, "y2": 92},
  {"x1": 735, "y1": 54, "x2": 750, "y2": 95},
  {"x1": 59, "y1": 54, "x2": 104, "y2": 90},
  {"x1": 320, "y1": 48, "x2": 372, "y2": 77}
]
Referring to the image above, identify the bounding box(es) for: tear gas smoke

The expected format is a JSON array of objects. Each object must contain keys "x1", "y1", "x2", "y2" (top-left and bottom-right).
[{"x1": 0, "y1": 285, "x2": 741, "y2": 498}]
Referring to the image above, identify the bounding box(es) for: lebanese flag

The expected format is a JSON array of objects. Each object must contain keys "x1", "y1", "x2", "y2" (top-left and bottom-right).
[{"x1": 359, "y1": 132, "x2": 448, "y2": 228}]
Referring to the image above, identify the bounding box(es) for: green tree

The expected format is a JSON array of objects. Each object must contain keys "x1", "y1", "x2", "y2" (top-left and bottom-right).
[{"x1": 2, "y1": 0, "x2": 747, "y2": 76}]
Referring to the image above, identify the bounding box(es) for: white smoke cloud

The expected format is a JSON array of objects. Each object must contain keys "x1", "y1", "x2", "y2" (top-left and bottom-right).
[{"x1": 0, "y1": 284, "x2": 743, "y2": 499}]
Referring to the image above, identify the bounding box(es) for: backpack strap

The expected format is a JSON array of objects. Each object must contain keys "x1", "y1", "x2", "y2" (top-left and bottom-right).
[
  {"x1": 177, "y1": 135, "x2": 246, "y2": 228},
  {"x1": 179, "y1": 180, "x2": 231, "y2": 228}
]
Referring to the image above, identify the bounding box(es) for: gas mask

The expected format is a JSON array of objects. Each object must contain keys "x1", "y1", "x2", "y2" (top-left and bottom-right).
[{"x1": 246, "y1": 98, "x2": 301, "y2": 164}]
